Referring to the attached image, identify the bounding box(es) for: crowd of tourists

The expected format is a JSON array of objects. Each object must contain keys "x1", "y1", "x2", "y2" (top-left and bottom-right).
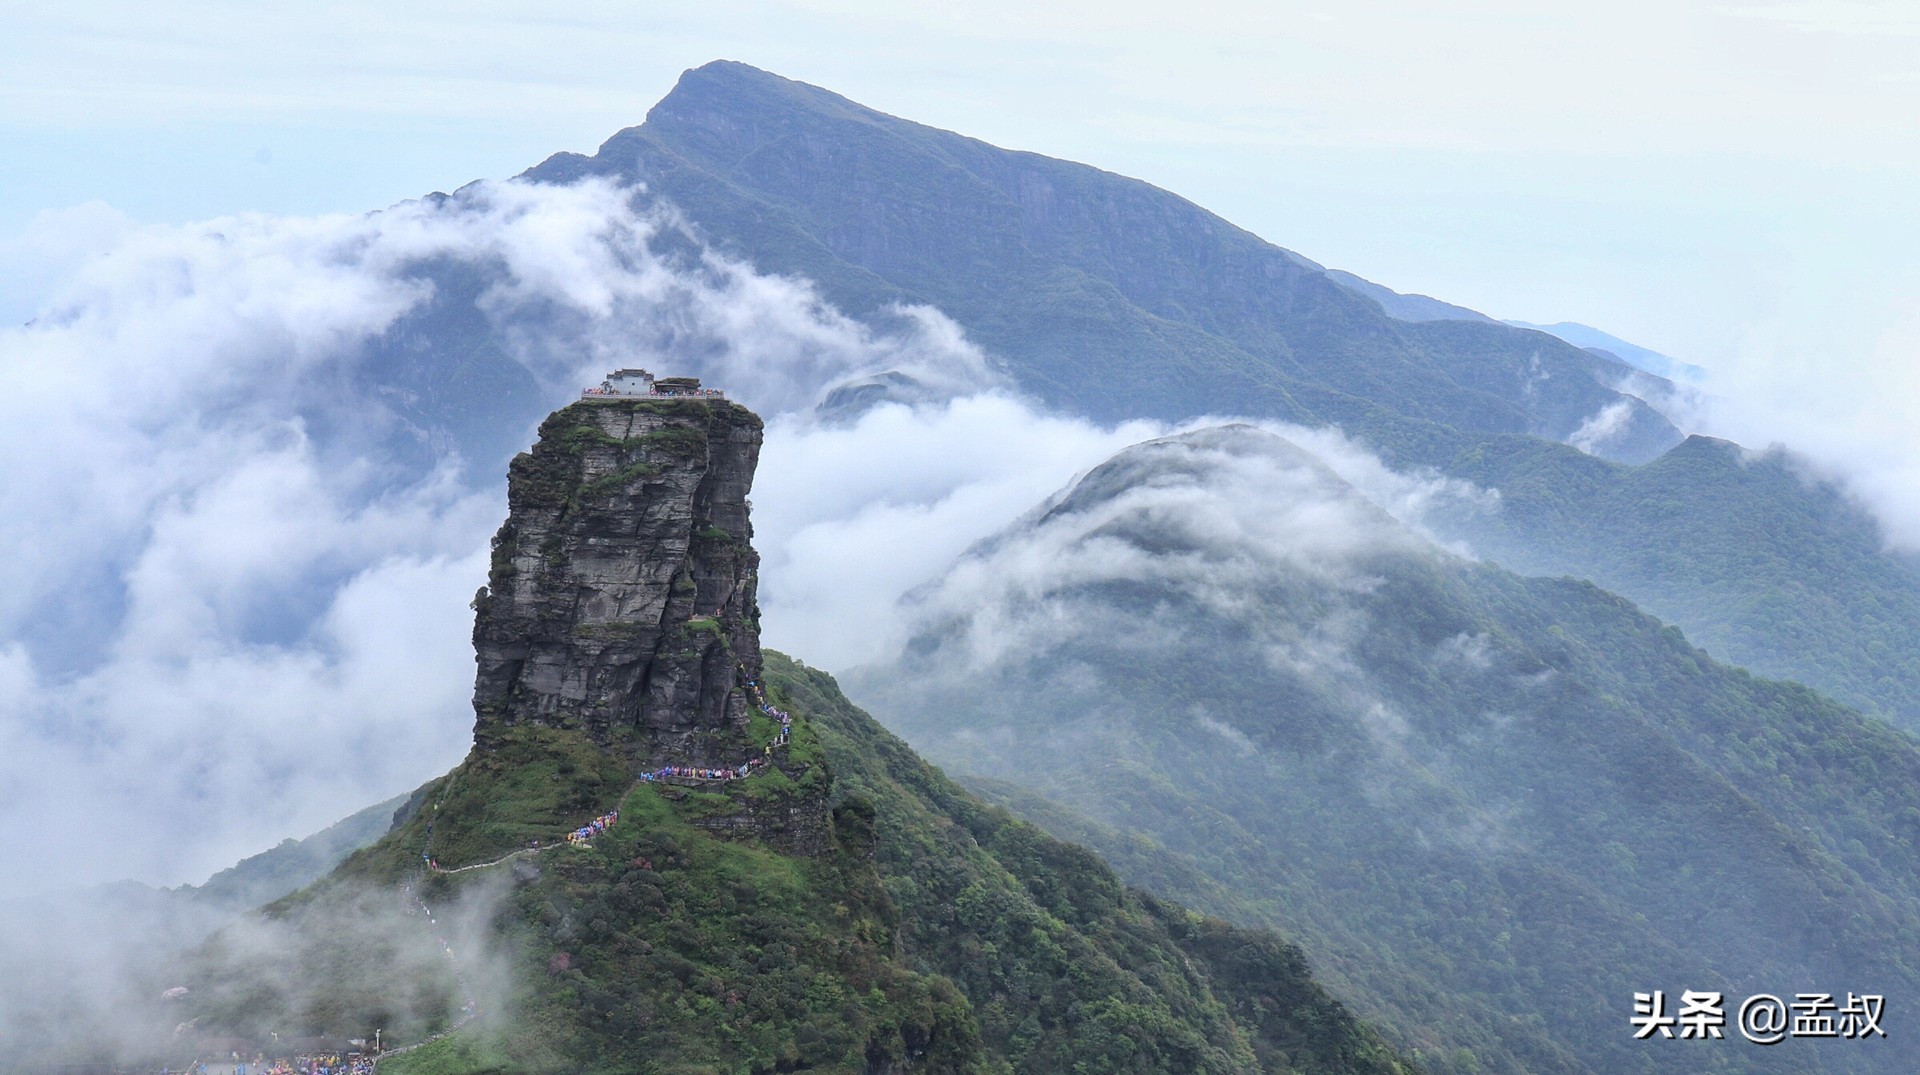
[
  {"x1": 741, "y1": 668, "x2": 796, "y2": 742},
  {"x1": 579, "y1": 385, "x2": 727, "y2": 399},
  {"x1": 638, "y1": 758, "x2": 767, "y2": 783},
  {"x1": 162, "y1": 1052, "x2": 374, "y2": 1074},
  {"x1": 634, "y1": 673, "x2": 793, "y2": 786},
  {"x1": 565, "y1": 810, "x2": 620, "y2": 846},
  {"x1": 259, "y1": 1053, "x2": 373, "y2": 1074},
  {"x1": 378, "y1": 661, "x2": 799, "y2": 1060}
]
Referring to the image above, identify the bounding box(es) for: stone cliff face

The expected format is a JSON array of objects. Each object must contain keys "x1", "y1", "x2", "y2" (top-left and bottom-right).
[{"x1": 470, "y1": 396, "x2": 765, "y2": 767}]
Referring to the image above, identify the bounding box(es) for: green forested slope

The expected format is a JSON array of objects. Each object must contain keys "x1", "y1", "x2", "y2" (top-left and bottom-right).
[
  {"x1": 853, "y1": 426, "x2": 1920, "y2": 1075},
  {"x1": 179, "y1": 794, "x2": 408, "y2": 913},
  {"x1": 1434, "y1": 433, "x2": 1920, "y2": 728},
  {"x1": 158, "y1": 654, "x2": 1412, "y2": 1075},
  {"x1": 774, "y1": 653, "x2": 1412, "y2": 1075}
]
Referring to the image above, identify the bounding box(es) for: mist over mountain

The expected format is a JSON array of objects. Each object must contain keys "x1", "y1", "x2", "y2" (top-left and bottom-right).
[
  {"x1": 523, "y1": 60, "x2": 1920, "y2": 731},
  {"x1": 0, "y1": 795, "x2": 405, "y2": 1068},
  {"x1": 1430, "y1": 433, "x2": 1920, "y2": 728},
  {"x1": 14, "y1": 395, "x2": 1419, "y2": 1075},
  {"x1": 7, "y1": 55, "x2": 1920, "y2": 1075},
  {"x1": 17, "y1": 59, "x2": 1920, "y2": 894},
  {"x1": 178, "y1": 795, "x2": 408, "y2": 914},
  {"x1": 850, "y1": 425, "x2": 1920, "y2": 1075},
  {"x1": 0, "y1": 175, "x2": 1087, "y2": 895},
  {"x1": 525, "y1": 62, "x2": 1681, "y2": 467},
  {"x1": 1503, "y1": 320, "x2": 1706, "y2": 382}
]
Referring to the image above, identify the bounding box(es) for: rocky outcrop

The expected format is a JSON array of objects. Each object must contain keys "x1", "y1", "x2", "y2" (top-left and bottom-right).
[
  {"x1": 470, "y1": 395, "x2": 765, "y2": 768},
  {"x1": 659, "y1": 777, "x2": 834, "y2": 858}
]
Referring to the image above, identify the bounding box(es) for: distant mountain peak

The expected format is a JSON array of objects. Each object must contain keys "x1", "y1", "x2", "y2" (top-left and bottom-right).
[
  {"x1": 520, "y1": 60, "x2": 1683, "y2": 466},
  {"x1": 1503, "y1": 320, "x2": 1705, "y2": 381},
  {"x1": 1046, "y1": 423, "x2": 1363, "y2": 521}
]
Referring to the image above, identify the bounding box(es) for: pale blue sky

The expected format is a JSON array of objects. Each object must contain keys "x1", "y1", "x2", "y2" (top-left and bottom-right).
[{"x1": 5, "y1": 1, "x2": 1919, "y2": 461}]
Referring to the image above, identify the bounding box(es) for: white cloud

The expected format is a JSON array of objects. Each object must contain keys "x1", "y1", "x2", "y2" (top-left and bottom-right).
[
  {"x1": 1670, "y1": 301, "x2": 1920, "y2": 548},
  {"x1": 0, "y1": 175, "x2": 953, "y2": 894},
  {"x1": 753, "y1": 409, "x2": 1504, "y2": 673},
  {"x1": 752, "y1": 397, "x2": 1166, "y2": 669},
  {"x1": 0, "y1": 167, "x2": 1503, "y2": 903},
  {"x1": 1191, "y1": 706, "x2": 1255, "y2": 751},
  {"x1": 0, "y1": 173, "x2": 1095, "y2": 896},
  {"x1": 1567, "y1": 399, "x2": 1636, "y2": 457},
  {"x1": 1272, "y1": 423, "x2": 1500, "y2": 555},
  {"x1": 0, "y1": 200, "x2": 500, "y2": 893},
  {"x1": 829, "y1": 421, "x2": 1528, "y2": 849},
  {"x1": 856, "y1": 425, "x2": 1487, "y2": 679}
]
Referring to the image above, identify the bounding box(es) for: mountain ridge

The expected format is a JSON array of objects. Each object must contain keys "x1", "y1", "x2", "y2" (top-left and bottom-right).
[
  {"x1": 524, "y1": 60, "x2": 1682, "y2": 465},
  {"x1": 250, "y1": 59, "x2": 1920, "y2": 735},
  {"x1": 853, "y1": 423, "x2": 1920, "y2": 1075},
  {"x1": 509, "y1": 61, "x2": 1920, "y2": 729},
  {"x1": 22, "y1": 57, "x2": 1920, "y2": 1075}
]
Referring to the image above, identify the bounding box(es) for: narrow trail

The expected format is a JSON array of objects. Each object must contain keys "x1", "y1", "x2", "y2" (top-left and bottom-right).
[
  {"x1": 375, "y1": 662, "x2": 796, "y2": 1067},
  {"x1": 370, "y1": 884, "x2": 480, "y2": 1070},
  {"x1": 429, "y1": 849, "x2": 539, "y2": 875}
]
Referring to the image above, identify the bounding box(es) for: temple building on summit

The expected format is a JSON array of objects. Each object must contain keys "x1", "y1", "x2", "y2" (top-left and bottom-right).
[
  {"x1": 583, "y1": 368, "x2": 727, "y2": 399},
  {"x1": 605, "y1": 368, "x2": 654, "y2": 393}
]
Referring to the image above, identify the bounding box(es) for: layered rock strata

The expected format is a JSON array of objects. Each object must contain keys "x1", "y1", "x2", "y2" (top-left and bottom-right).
[{"x1": 470, "y1": 396, "x2": 765, "y2": 767}]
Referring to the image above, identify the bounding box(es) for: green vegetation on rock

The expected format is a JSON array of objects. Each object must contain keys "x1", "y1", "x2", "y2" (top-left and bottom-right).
[
  {"x1": 179, "y1": 654, "x2": 1413, "y2": 1075},
  {"x1": 162, "y1": 394, "x2": 1413, "y2": 1075}
]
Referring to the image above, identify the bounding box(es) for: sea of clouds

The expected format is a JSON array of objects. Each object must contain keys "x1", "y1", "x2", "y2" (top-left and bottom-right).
[
  {"x1": 3, "y1": 170, "x2": 1914, "y2": 907},
  {"x1": 0, "y1": 177, "x2": 1177, "y2": 898}
]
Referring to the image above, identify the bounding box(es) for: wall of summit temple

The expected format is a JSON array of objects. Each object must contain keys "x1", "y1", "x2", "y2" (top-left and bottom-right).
[{"x1": 470, "y1": 396, "x2": 766, "y2": 767}]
